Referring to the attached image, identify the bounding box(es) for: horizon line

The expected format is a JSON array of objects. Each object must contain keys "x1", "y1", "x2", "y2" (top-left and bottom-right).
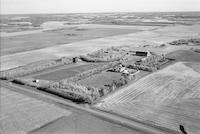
[{"x1": 1, "y1": 10, "x2": 200, "y2": 15}]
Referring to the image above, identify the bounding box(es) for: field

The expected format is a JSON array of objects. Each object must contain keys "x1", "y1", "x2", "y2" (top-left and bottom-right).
[
  {"x1": 1, "y1": 25, "x2": 145, "y2": 56},
  {"x1": 95, "y1": 62, "x2": 200, "y2": 134},
  {"x1": 1, "y1": 12, "x2": 200, "y2": 134},
  {"x1": 29, "y1": 113, "x2": 139, "y2": 134},
  {"x1": 0, "y1": 87, "x2": 72, "y2": 134},
  {"x1": 185, "y1": 62, "x2": 200, "y2": 73},
  {"x1": 1, "y1": 86, "x2": 141, "y2": 134},
  {"x1": 33, "y1": 62, "x2": 101, "y2": 82},
  {"x1": 78, "y1": 71, "x2": 122, "y2": 88},
  {"x1": 1, "y1": 24, "x2": 200, "y2": 71},
  {"x1": 166, "y1": 49, "x2": 200, "y2": 62}
]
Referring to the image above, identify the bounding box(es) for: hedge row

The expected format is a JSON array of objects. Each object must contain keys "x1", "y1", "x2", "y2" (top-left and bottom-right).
[
  {"x1": 79, "y1": 46, "x2": 124, "y2": 62},
  {"x1": 127, "y1": 64, "x2": 157, "y2": 72},
  {"x1": 45, "y1": 84, "x2": 94, "y2": 103},
  {"x1": 139, "y1": 55, "x2": 164, "y2": 66},
  {"x1": 169, "y1": 38, "x2": 200, "y2": 46},
  {"x1": 79, "y1": 55, "x2": 120, "y2": 62},
  {"x1": 11, "y1": 78, "x2": 95, "y2": 103},
  {"x1": 48, "y1": 75, "x2": 129, "y2": 103},
  {"x1": 12, "y1": 78, "x2": 51, "y2": 88},
  {"x1": 10, "y1": 63, "x2": 130, "y2": 104},
  {"x1": 0, "y1": 57, "x2": 74, "y2": 79}
]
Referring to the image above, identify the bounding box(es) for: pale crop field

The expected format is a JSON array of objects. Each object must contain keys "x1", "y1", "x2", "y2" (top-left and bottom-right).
[
  {"x1": 1, "y1": 25, "x2": 143, "y2": 56},
  {"x1": 29, "y1": 113, "x2": 139, "y2": 134},
  {"x1": 95, "y1": 62, "x2": 200, "y2": 134},
  {"x1": 0, "y1": 87, "x2": 72, "y2": 134}
]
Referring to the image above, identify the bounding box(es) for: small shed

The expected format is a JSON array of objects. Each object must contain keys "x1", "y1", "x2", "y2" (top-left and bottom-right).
[
  {"x1": 136, "y1": 51, "x2": 148, "y2": 56},
  {"x1": 32, "y1": 79, "x2": 39, "y2": 83},
  {"x1": 73, "y1": 57, "x2": 79, "y2": 63},
  {"x1": 136, "y1": 51, "x2": 151, "y2": 57}
]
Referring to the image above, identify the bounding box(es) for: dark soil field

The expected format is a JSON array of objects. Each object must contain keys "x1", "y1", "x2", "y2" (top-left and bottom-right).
[
  {"x1": 166, "y1": 50, "x2": 200, "y2": 62},
  {"x1": 78, "y1": 71, "x2": 122, "y2": 88},
  {"x1": 34, "y1": 63, "x2": 101, "y2": 82},
  {"x1": 1, "y1": 27, "x2": 141, "y2": 56}
]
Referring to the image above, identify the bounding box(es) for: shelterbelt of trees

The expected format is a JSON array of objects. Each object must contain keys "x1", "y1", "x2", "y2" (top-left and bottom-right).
[{"x1": 9, "y1": 61, "x2": 129, "y2": 104}]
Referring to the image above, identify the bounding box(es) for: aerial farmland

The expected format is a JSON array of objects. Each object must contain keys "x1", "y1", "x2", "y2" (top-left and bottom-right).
[{"x1": 1, "y1": 12, "x2": 200, "y2": 134}]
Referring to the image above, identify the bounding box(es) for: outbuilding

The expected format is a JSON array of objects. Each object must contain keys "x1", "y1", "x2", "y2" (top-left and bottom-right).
[{"x1": 136, "y1": 51, "x2": 151, "y2": 57}]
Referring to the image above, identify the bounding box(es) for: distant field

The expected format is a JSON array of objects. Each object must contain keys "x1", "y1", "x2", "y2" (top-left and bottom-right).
[
  {"x1": 34, "y1": 63, "x2": 101, "y2": 81},
  {"x1": 1, "y1": 27, "x2": 142, "y2": 56},
  {"x1": 166, "y1": 50, "x2": 200, "y2": 62},
  {"x1": 1, "y1": 24, "x2": 200, "y2": 71},
  {"x1": 95, "y1": 62, "x2": 200, "y2": 134},
  {"x1": 78, "y1": 71, "x2": 122, "y2": 88}
]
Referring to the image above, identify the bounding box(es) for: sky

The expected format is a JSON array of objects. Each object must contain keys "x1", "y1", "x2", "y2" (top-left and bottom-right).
[{"x1": 1, "y1": 0, "x2": 200, "y2": 14}]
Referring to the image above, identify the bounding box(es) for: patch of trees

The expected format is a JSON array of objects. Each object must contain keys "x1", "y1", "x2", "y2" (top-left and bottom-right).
[
  {"x1": 99, "y1": 77, "x2": 129, "y2": 97},
  {"x1": 48, "y1": 81, "x2": 100, "y2": 103},
  {"x1": 51, "y1": 80, "x2": 100, "y2": 102},
  {"x1": 49, "y1": 74, "x2": 129, "y2": 103},
  {"x1": 169, "y1": 38, "x2": 200, "y2": 46},
  {"x1": 11, "y1": 70, "x2": 130, "y2": 104},
  {"x1": 0, "y1": 57, "x2": 74, "y2": 79},
  {"x1": 80, "y1": 46, "x2": 125, "y2": 62},
  {"x1": 191, "y1": 48, "x2": 200, "y2": 53},
  {"x1": 11, "y1": 77, "x2": 99, "y2": 104},
  {"x1": 127, "y1": 64, "x2": 157, "y2": 72},
  {"x1": 79, "y1": 55, "x2": 120, "y2": 62},
  {"x1": 125, "y1": 55, "x2": 166, "y2": 72},
  {"x1": 42, "y1": 84, "x2": 94, "y2": 103}
]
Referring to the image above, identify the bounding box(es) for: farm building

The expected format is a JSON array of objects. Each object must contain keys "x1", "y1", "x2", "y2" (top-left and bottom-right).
[
  {"x1": 73, "y1": 57, "x2": 79, "y2": 63},
  {"x1": 128, "y1": 50, "x2": 151, "y2": 57},
  {"x1": 122, "y1": 69, "x2": 140, "y2": 80},
  {"x1": 135, "y1": 51, "x2": 151, "y2": 57}
]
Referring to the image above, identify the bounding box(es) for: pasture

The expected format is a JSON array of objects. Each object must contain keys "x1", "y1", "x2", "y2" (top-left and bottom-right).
[
  {"x1": 78, "y1": 71, "x2": 122, "y2": 88},
  {"x1": 33, "y1": 63, "x2": 101, "y2": 82}
]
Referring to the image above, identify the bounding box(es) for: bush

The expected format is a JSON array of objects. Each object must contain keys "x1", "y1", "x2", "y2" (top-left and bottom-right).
[{"x1": 127, "y1": 64, "x2": 157, "y2": 72}]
